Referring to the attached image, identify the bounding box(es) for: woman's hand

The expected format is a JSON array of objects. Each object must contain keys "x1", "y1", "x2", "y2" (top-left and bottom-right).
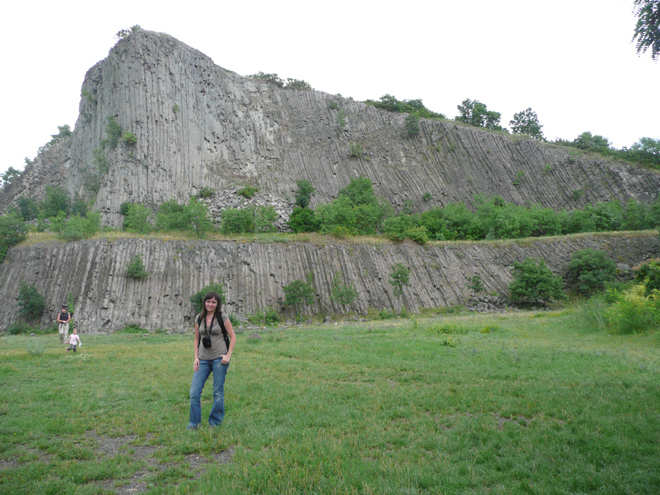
[
  {"x1": 193, "y1": 357, "x2": 200, "y2": 372},
  {"x1": 221, "y1": 352, "x2": 231, "y2": 365}
]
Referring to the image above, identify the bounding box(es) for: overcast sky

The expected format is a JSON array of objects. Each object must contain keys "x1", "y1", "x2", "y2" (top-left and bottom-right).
[{"x1": 1, "y1": 0, "x2": 658, "y2": 177}]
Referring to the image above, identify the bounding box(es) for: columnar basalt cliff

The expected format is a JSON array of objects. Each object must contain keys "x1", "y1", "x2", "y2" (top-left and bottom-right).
[
  {"x1": 0, "y1": 233, "x2": 657, "y2": 332},
  {"x1": 2, "y1": 28, "x2": 659, "y2": 333},
  {"x1": 1, "y1": 28, "x2": 659, "y2": 225}
]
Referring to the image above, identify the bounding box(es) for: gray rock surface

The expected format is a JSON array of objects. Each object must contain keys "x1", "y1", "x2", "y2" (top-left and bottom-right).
[
  {"x1": 1, "y1": 28, "x2": 659, "y2": 226},
  {"x1": 1, "y1": 232, "x2": 657, "y2": 333}
]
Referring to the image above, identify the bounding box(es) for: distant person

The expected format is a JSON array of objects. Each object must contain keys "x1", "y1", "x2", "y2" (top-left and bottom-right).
[
  {"x1": 56, "y1": 305, "x2": 71, "y2": 343},
  {"x1": 187, "y1": 292, "x2": 236, "y2": 430},
  {"x1": 66, "y1": 328, "x2": 81, "y2": 352}
]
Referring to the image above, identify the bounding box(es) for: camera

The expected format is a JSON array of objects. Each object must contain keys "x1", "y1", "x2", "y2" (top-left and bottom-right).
[{"x1": 202, "y1": 335, "x2": 212, "y2": 348}]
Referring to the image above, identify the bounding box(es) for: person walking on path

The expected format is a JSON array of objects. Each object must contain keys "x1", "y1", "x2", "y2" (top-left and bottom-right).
[
  {"x1": 187, "y1": 292, "x2": 236, "y2": 430},
  {"x1": 56, "y1": 305, "x2": 71, "y2": 344},
  {"x1": 66, "y1": 328, "x2": 81, "y2": 352}
]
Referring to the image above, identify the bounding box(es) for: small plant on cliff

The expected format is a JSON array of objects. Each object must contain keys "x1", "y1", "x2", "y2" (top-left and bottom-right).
[
  {"x1": 509, "y1": 258, "x2": 565, "y2": 307},
  {"x1": 0, "y1": 212, "x2": 27, "y2": 263},
  {"x1": 295, "y1": 180, "x2": 315, "y2": 208},
  {"x1": 198, "y1": 187, "x2": 215, "y2": 199},
  {"x1": 249, "y1": 72, "x2": 284, "y2": 87},
  {"x1": 349, "y1": 142, "x2": 365, "y2": 159},
  {"x1": 284, "y1": 78, "x2": 312, "y2": 90},
  {"x1": 126, "y1": 254, "x2": 149, "y2": 280},
  {"x1": 237, "y1": 186, "x2": 259, "y2": 199},
  {"x1": 405, "y1": 114, "x2": 420, "y2": 138},
  {"x1": 17, "y1": 282, "x2": 45, "y2": 322},
  {"x1": 330, "y1": 272, "x2": 357, "y2": 309},
  {"x1": 468, "y1": 274, "x2": 485, "y2": 294},
  {"x1": 190, "y1": 284, "x2": 225, "y2": 313},
  {"x1": 103, "y1": 116, "x2": 123, "y2": 150},
  {"x1": 283, "y1": 276, "x2": 315, "y2": 321},
  {"x1": 389, "y1": 263, "x2": 410, "y2": 299},
  {"x1": 122, "y1": 131, "x2": 137, "y2": 146}
]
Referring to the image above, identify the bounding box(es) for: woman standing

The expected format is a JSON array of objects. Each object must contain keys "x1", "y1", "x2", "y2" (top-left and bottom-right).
[{"x1": 188, "y1": 292, "x2": 236, "y2": 429}]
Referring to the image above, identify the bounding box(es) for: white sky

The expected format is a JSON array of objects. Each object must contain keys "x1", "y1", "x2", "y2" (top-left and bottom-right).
[{"x1": 1, "y1": 0, "x2": 658, "y2": 177}]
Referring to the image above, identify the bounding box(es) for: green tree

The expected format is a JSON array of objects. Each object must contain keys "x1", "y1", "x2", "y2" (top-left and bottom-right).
[
  {"x1": 126, "y1": 254, "x2": 149, "y2": 280},
  {"x1": 405, "y1": 114, "x2": 420, "y2": 138},
  {"x1": 254, "y1": 205, "x2": 278, "y2": 233},
  {"x1": 184, "y1": 198, "x2": 213, "y2": 238},
  {"x1": 124, "y1": 203, "x2": 153, "y2": 233},
  {"x1": 331, "y1": 272, "x2": 357, "y2": 309},
  {"x1": 0, "y1": 212, "x2": 27, "y2": 263},
  {"x1": 285, "y1": 78, "x2": 312, "y2": 90},
  {"x1": 564, "y1": 249, "x2": 617, "y2": 297},
  {"x1": 17, "y1": 283, "x2": 45, "y2": 321},
  {"x1": 50, "y1": 125, "x2": 72, "y2": 142},
  {"x1": 509, "y1": 108, "x2": 544, "y2": 140},
  {"x1": 57, "y1": 212, "x2": 101, "y2": 241},
  {"x1": 17, "y1": 197, "x2": 39, "y2": 221},
  {"x1": 283, "y1": 278, "x2": 315, "y2": 319},
  {"x1": 249, "y1": 72, "x2": 284, "y2": 87},
  {"x1": 221, "y1": 208, "x2": 255, "y2": 234},
  {"x1": 1, "y1": 167, "x2": 22, "y2": 188},
  {"x1": 509, "y1": 258, "x2": 565, "y2": 307},
  {"x1": 295, "y1": 180, "x2": 315, "y2": 208},
  {"x1": 41, "y1": 186, "x2": 70, "y2": 218},
  {"x1": 574, "y1": 132, "x2": 611, "y2": 153},
  {"x1": 155, "y1": 200, "x2": 186, "y2": 231},
  {"x1": 288, "y1": 206, "x2": 320, "y2": 233},
  {"x1": 456, "y1": 99, "x2": 503, "y2": 130},
  {"x1": 633, "y1": 0, "x2": 660, "y2": 60},
  {"x1": 389, "y1": 263, "x2": 410, "y2": 298}
]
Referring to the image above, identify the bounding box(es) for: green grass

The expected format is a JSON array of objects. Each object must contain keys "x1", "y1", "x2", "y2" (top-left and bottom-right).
[{"x1": 1, "y1": 311, "x2": 658, "y2": 493}]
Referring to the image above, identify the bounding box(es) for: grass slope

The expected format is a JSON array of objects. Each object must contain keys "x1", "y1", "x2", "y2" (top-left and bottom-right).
[{"x1": 1, "y1": 311, "x2": 658, "y2": 494}]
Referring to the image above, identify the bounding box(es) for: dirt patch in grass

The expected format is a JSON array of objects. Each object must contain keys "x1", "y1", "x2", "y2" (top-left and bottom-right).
[{"x1": 86, "y1": 430, "x2": 234, "y2": 492}]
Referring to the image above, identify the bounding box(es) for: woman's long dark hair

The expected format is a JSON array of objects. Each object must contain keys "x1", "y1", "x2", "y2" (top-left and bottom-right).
[
  {"x1": 197, "y1": 292, "x2": 230, "y2": 349},
  {"x1": 198, "y1": 292, "x2": 222, "y2": 325}
]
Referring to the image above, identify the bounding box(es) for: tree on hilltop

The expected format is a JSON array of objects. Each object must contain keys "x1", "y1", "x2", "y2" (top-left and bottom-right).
[
  {"x1": 510, "y1": 108, "x2": 544, "y2": 140},
  {"x1": 456, "y1": 99, "x2": 503, "y2": 130}
]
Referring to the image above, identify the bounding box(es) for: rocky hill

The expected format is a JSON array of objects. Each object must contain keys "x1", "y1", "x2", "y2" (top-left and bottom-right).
[
  {"x1": 1, "y1": 27, "x2": 659, "y2": 227},
  {"x1": 1, "y1": 28, "x2": 659, "y2": 333}
]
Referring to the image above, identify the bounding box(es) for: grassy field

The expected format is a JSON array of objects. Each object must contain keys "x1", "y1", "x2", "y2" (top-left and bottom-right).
[{"x1": 1, "y1": 310, "x2": 658, "y2": 494}]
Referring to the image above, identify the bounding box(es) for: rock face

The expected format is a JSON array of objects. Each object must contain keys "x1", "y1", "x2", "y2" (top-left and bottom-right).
[
  {"x1": 1, "y1": 233, "x2": 657, "y2": 332},
  {"x1": 1, "y1": 28, "x2": 659, "y2": 226},
  {"x1": 1, "y1": 29, "x2": 659, "y2": 333}
]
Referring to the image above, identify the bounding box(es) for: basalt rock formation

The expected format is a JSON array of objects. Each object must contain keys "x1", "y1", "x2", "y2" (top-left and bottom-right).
[
  {"x1": 1, "y1": 232, "x2": 657, "y2": 332},
  {"x1": 1, "y1": 28, "x2": 659, "y2": 226},
  {"x1": 1, "y1": 28, "x2": 659, "y2": 332}
]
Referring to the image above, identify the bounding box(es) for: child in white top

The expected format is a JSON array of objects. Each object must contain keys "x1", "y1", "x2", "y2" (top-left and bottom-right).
[{"x1": 67, "y1": 329, "x2": 81, "y2": 352}]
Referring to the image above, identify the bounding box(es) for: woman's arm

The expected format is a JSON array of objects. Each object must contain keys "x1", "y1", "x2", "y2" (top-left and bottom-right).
[
  {"x1": 193, "y1": 321, "x2": 200, "y2": 371},
  {"x1": 221, "y1": 318, "x2": 236, "y2": 364}
]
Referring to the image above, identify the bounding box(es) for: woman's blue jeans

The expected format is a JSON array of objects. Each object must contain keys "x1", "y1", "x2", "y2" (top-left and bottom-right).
[{"x1": 188, "y1": 358, "x2": 229, "y2": 428}]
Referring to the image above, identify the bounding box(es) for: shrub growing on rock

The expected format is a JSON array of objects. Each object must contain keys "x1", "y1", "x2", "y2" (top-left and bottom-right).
[
  {"x1": 565, "y1": 249, "x2": 617, "y2": 297},
  {"x1": 509, "y1": 258, "x2": 565, "y2": 307},
  {"x1": 126, "y1": 254, "x2": 149, "y2": 280},
  {"x1": 17, "y1": 283, "x2": 45, "y2": 321}
]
